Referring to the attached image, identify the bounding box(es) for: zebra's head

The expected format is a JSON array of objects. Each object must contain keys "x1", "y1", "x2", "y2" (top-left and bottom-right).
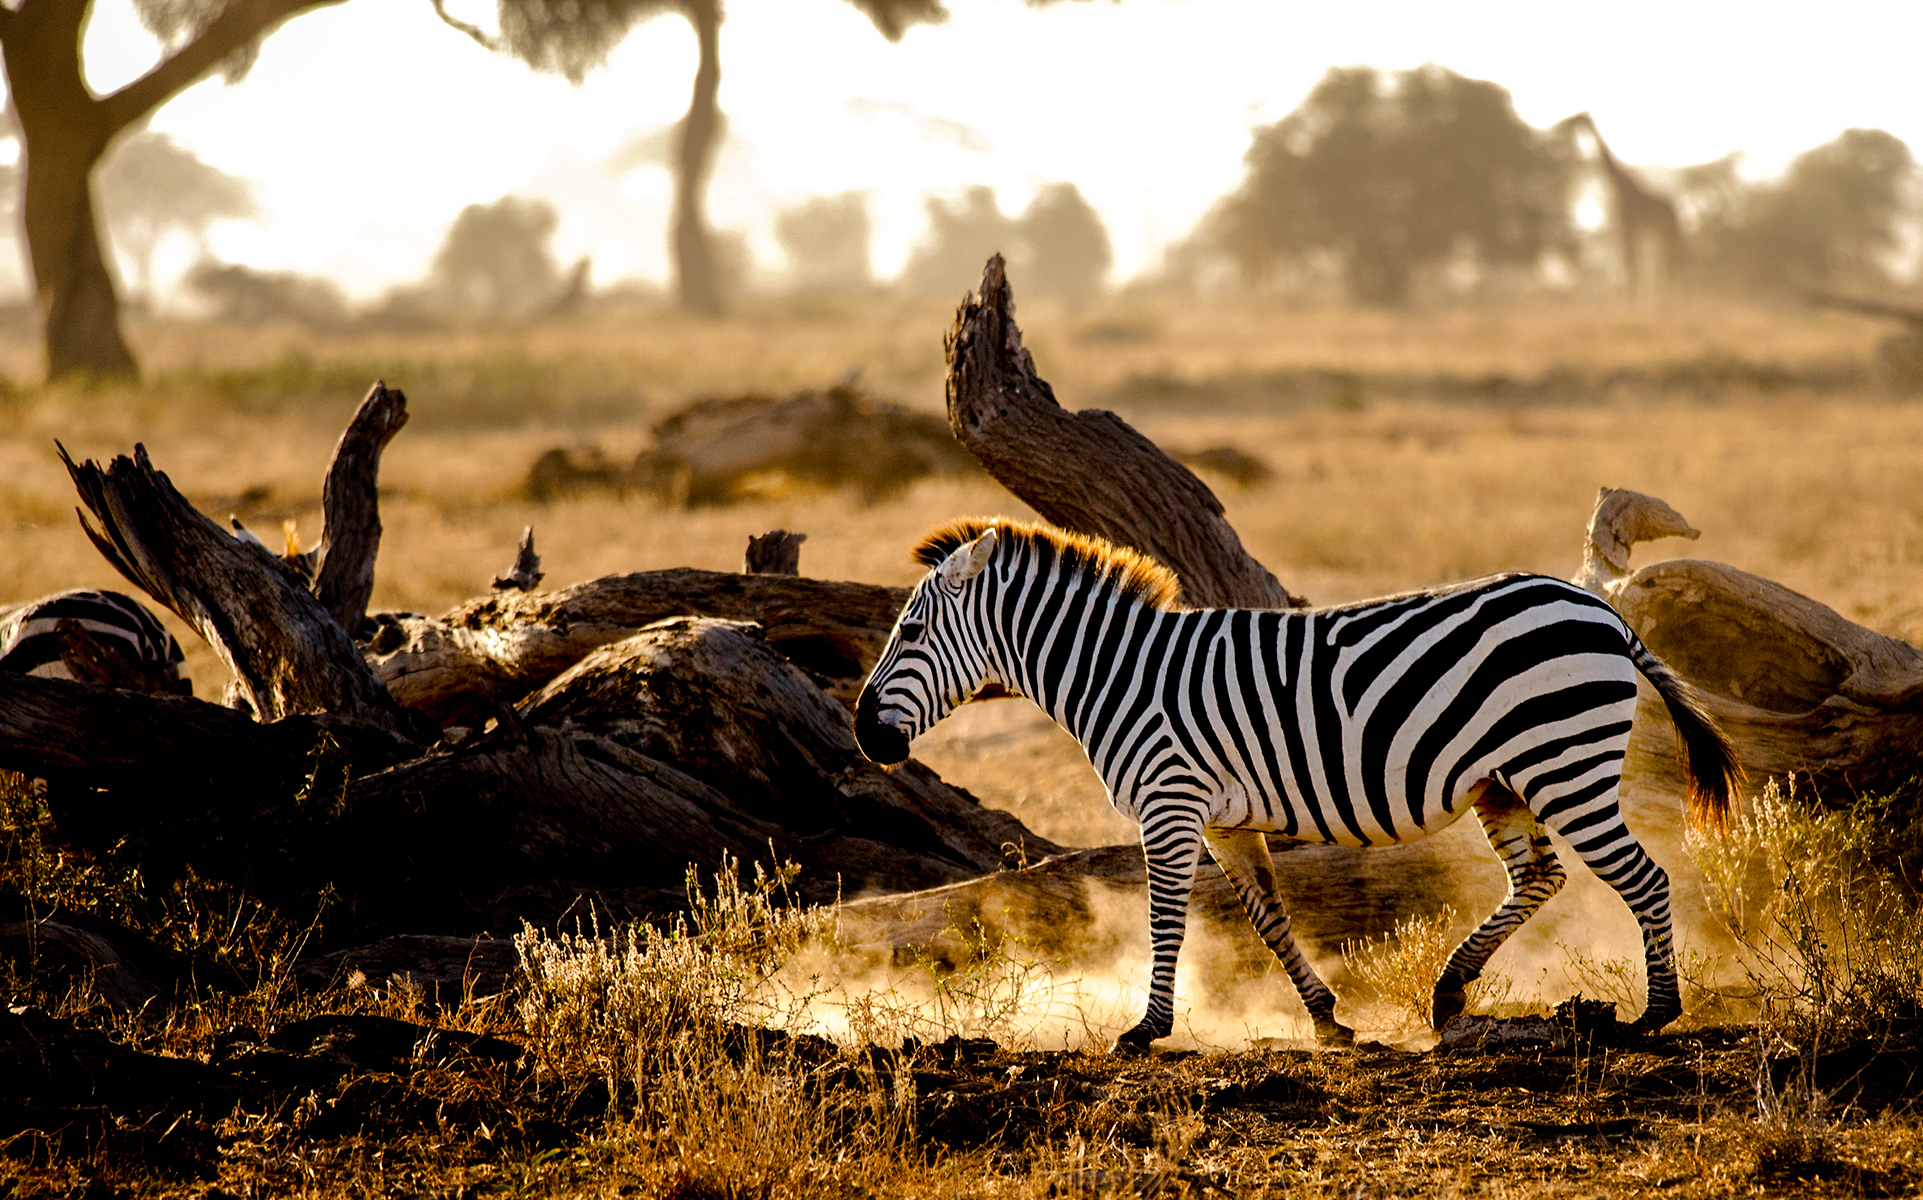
[{"x1": 854, "y1": 527, "x2": 1001, "y2": 765}]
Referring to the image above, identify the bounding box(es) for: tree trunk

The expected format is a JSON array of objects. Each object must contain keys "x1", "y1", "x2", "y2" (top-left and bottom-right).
[
  {"x1": 3, "y1": 0, "x2": 135, "y2": 380},
  {"x1": 60, "y1": 443, "x2": 418, "y2": 737},
  {"x1": 945, "y1": 255, "x2": 1303, "y2": 609},
  {"x1": 1, "y1": 0, "x2": 341, "y2": 381},
  {"x1": 3, "y1": 620, "x2": 1061, "y2": 941},
  {"x1": 1578, "y1": 486, "x2": 1923, "y2": 800},
  {"x1": 672, "y1": 0, "x2": 725, "y2": 316},
  {"x1": 368, "y1": 569, "x2": 909, "y2": 724},
  {"x1": 312, "y1": 382, "x2": 409, "y2": 635}
]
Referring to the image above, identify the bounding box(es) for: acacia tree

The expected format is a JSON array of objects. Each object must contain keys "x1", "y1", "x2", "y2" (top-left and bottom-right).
[
  {"x1": 99, "y1": 130, "x2": 259, "y2": 302},
  {"x1": 1687, "y1": 129, "x2": 1917, "y2": 293},
  {"x1": 1206, "y1": 65, "x2": 1573, "y2": 305},
  {"x1": 435, "y1": 0, "x2": 973, "y2": 315},
  {"x1": 0, "y1": 0, "x2": 345, "y2": 379}
]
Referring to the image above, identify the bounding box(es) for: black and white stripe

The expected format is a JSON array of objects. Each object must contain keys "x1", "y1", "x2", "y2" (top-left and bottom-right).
[
  {"x1": 855, "y1": 520, "x2": 1737, "y2": 1049},
  {"x1": 0, "y1": 589, "x2": 188, "y2": 694}
]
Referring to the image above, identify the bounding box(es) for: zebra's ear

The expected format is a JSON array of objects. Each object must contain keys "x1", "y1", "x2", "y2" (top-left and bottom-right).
[{"x1": 940, "y1": 527, "x2": 998, "y2": 585}]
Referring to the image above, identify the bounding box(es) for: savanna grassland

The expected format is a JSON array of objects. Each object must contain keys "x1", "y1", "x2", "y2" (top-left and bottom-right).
[{"x1": 4, "y1": 291, "x2": 1923, "y2": 1198}]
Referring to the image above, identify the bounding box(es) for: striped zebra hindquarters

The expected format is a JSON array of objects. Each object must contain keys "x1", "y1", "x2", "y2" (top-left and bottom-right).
[{"x1": 0, "y1": 590, "x2": 189, "y2": 695}]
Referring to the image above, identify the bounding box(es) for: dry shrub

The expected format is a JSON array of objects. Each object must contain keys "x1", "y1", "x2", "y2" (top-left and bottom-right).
[
  {"x1": 1688, "y1": 777, "x2": 1923, "y2": 1037},
  {"x1": 1339, "y1": 907, "x2": 1516, "y2": 1031},
  {"x1": 512, "y1": 857, "x2": 917, "y2": 1196}
]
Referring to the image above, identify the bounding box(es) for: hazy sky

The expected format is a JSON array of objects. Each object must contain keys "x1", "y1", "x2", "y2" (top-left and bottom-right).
[{"x1": 72, "y1": 0, "x2": 1923, "y2": 301}]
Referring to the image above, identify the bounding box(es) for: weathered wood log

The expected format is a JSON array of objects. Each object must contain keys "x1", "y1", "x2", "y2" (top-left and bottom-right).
[
  {"x1": 11, "y1": 619, "x2": 1058, "y2": 940},
  {"x1": 0, "y1": 891, "x2": 206, "y2": 1014},
  {"x1": 1579, "y1": 487, "x2": 1923, "y2": 797},
  {"x1": 744, "y1": 528, "x2": 805, "y2": 575},
  {"x1": 60, "y1": 443, "x2": 416, "y2": 738},
  {"x1": 945, "y1": 255, "x2": 1302, "y2": 609},
  {"x1": 491, "y1": 526, "x2": 544, "y2": 592},
  {"x1": 313, "y1": 381, "x2": 409, "y2": 634},
  {"x1": 518, "y1": 617, "x2": 1058, "y2": 878},
  {"x1": 369, "y1": 570, "x2": 909, "y2": 724}
]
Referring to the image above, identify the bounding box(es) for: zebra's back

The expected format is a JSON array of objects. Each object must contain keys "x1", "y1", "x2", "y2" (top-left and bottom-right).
[
  {"x1": 1133, "y1": 573, "x2": 1639, "y2": 847},
  {"x1": 0, "y1": 589, "x2": 186, "y2": 687}
]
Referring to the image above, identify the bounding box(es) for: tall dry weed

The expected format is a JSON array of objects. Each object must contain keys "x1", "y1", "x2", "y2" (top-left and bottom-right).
[
  {"x1": 512, "y1": 856, "x2": 923, "y2": 1196},
  {"x1": 1688, "y1": 777, "x2": 1923, "y2": 1051}
]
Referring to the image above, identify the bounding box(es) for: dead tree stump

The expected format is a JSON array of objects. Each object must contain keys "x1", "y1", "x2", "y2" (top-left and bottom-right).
[
  {"x1": 1578, "y1": 487, "x2": 1923, "y2": 797},
  {"x1": 946, "y1": 255, "x2": 1303, "y2": 609}
]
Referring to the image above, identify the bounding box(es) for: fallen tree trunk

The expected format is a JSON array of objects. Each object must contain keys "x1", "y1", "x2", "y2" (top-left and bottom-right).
[
  {"x1": 9, "y1": 619, "x2": 1058, "y2": 942},
  {"x1": 1577, "y1": 487, "x2": 1923, "y2": 798},
  {"x1": 61, "y1": 443, "x2": 416, "y2": 738},
  {"x1": 368, "y1": 570, "x2": 909, "y2": 724},
  {"x1": 945, "y1": 255, "x2": 1303, "y2": 610}
]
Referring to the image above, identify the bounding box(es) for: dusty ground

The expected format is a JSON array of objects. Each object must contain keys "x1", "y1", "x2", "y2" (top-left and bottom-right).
[{"x1": 4, "y1": 1003, "x2": 1919, "y2": 1199}]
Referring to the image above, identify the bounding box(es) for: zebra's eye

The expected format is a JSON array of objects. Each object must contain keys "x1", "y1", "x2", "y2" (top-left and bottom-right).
[{"x1": 899, "y1": 620, "x2": 925, "y2": 642}]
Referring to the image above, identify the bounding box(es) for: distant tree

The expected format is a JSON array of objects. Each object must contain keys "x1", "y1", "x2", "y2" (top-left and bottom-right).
[
  {"x1": 899, "y1": 186, "x2": 1018, "y2": 295},
  {"x1": 1019, "y1": 182, "x2": 1110, "y2": 300},
  {"x1": 1204, "y1": 65, "x2": 1573, "y2": 305},
  {"x1": 434, "y1": 0, "x2": 949, "y2": 316},
  {"x1": 185, "y1": 260, "x2": 350, "y2": 329},
  {"x1": 98, "y1": 130, "x2": 257, "y2": 301},
  {"x1": 1690, "y1": 129, "x2": 1916, "y2": 293},
  {"x1": 0, "y1": 0, "x2": 347, "y2": 379},
  {"x1": 776, "y1": 192, "x2": 872, "y2": 291},
  {"x1": 428, "y1": 195, "x2": 563, "y2": 318}
]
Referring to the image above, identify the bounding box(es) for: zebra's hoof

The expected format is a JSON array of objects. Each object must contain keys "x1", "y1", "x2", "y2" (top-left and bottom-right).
[
  {"x1": 1314, "y1": 1017, "x2": 1355, "y2": 1049},
  {"x1": 1431, "y1": 988, "x2": 1468, "y2": 1032},
  {"x1": 1630, "y1": 1009, "x2": 1680, "y2": 1036},
  {"x1": 1112, "y1": 1022, "x2": 1163, "y2": 1056}
]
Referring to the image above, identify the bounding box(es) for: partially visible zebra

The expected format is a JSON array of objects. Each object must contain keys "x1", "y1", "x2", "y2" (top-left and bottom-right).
[
  {"x1": 854, "y1": 518, "x2": 1740, "y2": 1050},
  {"x1": 0, "y1": 589, "x2": 189, "y2": 695}
]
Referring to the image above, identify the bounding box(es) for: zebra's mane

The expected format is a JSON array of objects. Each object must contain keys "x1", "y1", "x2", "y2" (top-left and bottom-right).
[{"x1": 910, "y1": 518, "x2": 1182, "y2": 611}]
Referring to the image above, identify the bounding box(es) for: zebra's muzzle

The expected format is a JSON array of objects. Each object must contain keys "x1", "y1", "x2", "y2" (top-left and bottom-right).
[{"x1": 853, "y1": 686, "x2": 911, "y2": 765}]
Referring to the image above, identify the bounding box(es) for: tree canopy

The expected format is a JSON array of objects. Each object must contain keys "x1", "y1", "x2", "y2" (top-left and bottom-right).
[
  {"x1": 1020, "y1": 182, "x2": 1111, "y2": 300},
  {"x1": 98, "y1": 131, "x2": 257, "y2": 300},
  {"x1": 776, "y1": 191, "x2": 873, "y2": 291},
  {"x1": 1204, "y1": 65, "x2": 1573, "y2": 305},
  {"x1": 1684, "y1": 128, "x2": 1916, "y2": 293}
]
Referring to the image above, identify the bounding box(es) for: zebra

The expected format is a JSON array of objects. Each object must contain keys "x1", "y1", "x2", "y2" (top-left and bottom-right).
[
  {"x1": 853, "y1": 518, "x2": 1740, "y2": 1051},
  {"x1": 0, "y1": 589, "x2": 189, "y2": 696}
]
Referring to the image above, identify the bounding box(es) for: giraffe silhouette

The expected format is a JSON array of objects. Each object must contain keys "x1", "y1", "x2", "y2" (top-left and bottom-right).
[{"x1": 1562, "y1": 112, "x2": 1684, "y2": 303}]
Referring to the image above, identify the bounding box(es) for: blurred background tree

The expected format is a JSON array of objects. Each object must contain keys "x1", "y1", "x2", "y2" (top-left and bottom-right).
[
  {"x1": 1019, "y1": 182, "x2": 1111, "y2": 301},
  {"x1": 776, "y1": 191, "x2": 873, "y2": 291},
  {"x1": 98, "y1": 130, "x2": 258, "y2": 304},
  {"x1": 0, "y1": 0, "x2": 345, "y2": 379},
  {"x1": 1202, "y1": 65, "x2": 1574, "y2": 305},
  {"x1": 436, "y1": 0, "x2": 951, "y2": 316},
  {"x1": 899, "y1": 185, "x2": 1019, "y2": 295},
  {"x1": 1685, "y1": 129, "x2": 1917, "y2": 294},
  {"x1": 428, "y1": 195, "x2": 563, "y2": 319}
]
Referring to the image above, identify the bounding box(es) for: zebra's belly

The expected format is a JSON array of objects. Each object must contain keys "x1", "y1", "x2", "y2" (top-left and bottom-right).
[{"x1": 1204, "y1": 773, "x2": 1479, "y2": 848}]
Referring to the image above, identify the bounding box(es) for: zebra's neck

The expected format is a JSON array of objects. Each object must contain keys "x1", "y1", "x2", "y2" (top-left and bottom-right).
[{"x1": 988, "y1": 561, "x2": 1176, "y2": 749}]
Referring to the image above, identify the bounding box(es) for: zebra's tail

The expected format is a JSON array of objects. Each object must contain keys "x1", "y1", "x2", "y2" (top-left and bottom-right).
[{"x1": 1627, "y1": 630, "x2": 1743, "y2": 832}]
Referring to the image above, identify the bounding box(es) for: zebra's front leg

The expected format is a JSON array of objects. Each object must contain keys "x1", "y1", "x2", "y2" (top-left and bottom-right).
[
  {"x1": 1432, "y1": 780, "x2": 1568, "y2": 1032},
  {"x1": 1115, "y1": 799, "x2": 1208, "y2": 1053},
  {"x1": 1204, "y1": 827, "x2": 1353, "y2": 1048}
]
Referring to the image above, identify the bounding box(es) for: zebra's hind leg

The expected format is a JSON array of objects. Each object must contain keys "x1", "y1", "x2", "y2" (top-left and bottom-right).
[
  {"x1": 1204, "y1": 827, "x2": 1353, "y2": 1048},
  {"x1": 1114, "y1": 799, "x2": 1209, "y2": 1054},
  {"x1": 1432, "y1": 780, "x2": 1568, "y2": 1032},
  {"x1": 1535, "y1": 777, "x2": 1683, "y2": 1031}
]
